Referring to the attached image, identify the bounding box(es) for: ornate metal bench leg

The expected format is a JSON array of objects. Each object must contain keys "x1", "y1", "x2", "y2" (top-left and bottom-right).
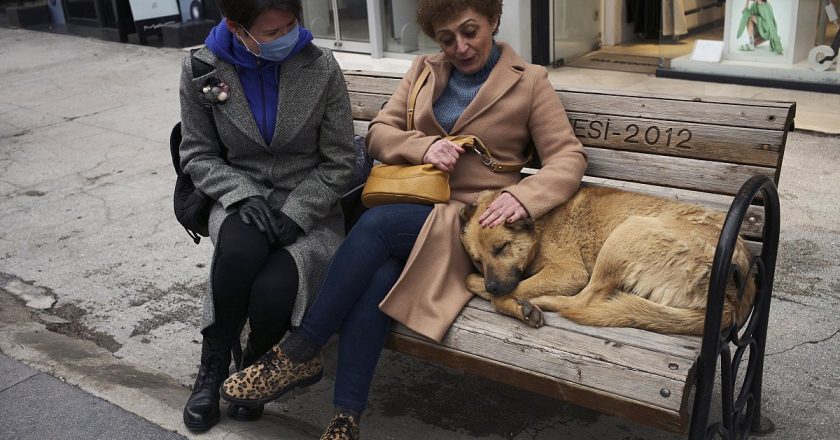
[
  {"x1": 689, "y1": 176, "x2": 780, "y2": 440},
  {"x1": 751, "y1": 413, "x2": 775, "y2": 435}
]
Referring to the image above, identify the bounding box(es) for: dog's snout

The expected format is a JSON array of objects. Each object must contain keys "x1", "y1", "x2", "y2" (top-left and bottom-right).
[
  {"x1": 486, "y1": 279, "x2": 501, "y2": 295},
  {"x1": 485, "y1": 268, "x2": 524, "y2": 297}
]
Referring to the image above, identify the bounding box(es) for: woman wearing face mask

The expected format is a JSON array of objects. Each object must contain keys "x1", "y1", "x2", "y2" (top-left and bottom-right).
[
  {"x1": 220, "y1": 0, "x2": 587, "y2": 438},
  {"x1": 178, "y1": 0, "x2": 355, "y2": 432}
]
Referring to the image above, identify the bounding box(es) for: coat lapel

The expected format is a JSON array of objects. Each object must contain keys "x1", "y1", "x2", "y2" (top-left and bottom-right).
[
  {"x1": 422, "y1": 56, "x2": 452, "y2": 137},
  {"x1": 270, "y1": 45, "x2": 330, "y2": 151},
  {"x1": 450, "y1": 43, "x2": 525, "y2": 135},
  {"x1": 192, "y1": 49, "x2": 266, "y2": 149}
]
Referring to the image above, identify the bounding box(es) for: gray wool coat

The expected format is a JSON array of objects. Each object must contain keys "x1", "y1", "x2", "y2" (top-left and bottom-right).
[{"x1": 178, "y1": 44, "x2": 356, "y2": 330}]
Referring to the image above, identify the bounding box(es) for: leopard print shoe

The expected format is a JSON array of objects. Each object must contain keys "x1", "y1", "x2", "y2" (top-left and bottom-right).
[
  {"x1": 320, "y1": 413, "x2": 360, "y2": 440},
  {"x1": 220, "y1": 344, "x2": 322, "y2": 405}
]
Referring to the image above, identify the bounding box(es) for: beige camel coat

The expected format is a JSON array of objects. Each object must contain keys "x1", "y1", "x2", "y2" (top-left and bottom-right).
[{"x1": 366, "y1": 42, "x2": 587, "y2": 342}]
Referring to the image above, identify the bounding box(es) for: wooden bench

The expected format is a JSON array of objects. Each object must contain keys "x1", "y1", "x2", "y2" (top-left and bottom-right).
[{"x1": 343, "y1": 70, "x2": 795, "y2": 439}]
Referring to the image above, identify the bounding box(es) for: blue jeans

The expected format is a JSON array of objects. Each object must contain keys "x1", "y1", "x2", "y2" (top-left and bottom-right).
[{"x1": 296, "y1": 204, "x2": 433, "y2": 413}]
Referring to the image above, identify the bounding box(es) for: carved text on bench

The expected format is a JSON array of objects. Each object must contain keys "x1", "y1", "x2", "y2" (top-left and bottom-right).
[{"x1": 571, "y1": 117, "x2": 694, "y2": 150}]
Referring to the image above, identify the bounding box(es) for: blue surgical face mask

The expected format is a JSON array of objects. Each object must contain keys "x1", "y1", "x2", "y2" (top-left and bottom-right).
[{"x1": 240, "y1": 24, "x2": 300, "y2": 62}]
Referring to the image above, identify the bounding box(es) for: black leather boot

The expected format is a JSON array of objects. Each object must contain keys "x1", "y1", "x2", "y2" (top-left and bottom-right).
[
  {"x1": 183, "y1": 337, "x2": 232, "y2": 432},
  {"x1": 226, "y1": 338, "x2": 265, "y2": 421}
]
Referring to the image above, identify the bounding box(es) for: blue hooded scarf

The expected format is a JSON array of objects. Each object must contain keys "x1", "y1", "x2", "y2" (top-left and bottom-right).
[{"x1": 205, "y1": 19, "x2": 314, "y2": 145}]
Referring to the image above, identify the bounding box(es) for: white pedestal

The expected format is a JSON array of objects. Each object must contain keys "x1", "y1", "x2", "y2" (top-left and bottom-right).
[{"x1": 669, "y1": 54, "x2": 840, "y2": 85}]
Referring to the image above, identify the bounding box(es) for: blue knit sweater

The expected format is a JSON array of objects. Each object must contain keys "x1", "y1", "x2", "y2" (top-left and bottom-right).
[{"x1": 433, "y1": 43, "x2": 501, "y2": 133}]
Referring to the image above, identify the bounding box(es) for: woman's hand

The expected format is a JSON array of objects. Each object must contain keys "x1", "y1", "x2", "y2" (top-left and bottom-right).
[
  {"x1": 237, "y1": 196, "x2": 281, "y2": 244},
  {"x1": 479, "y1": 192, "x2": 529, "y2": 228},
  {"x1": 423, "y1": 139, "x2": 465, "y2": 173}
]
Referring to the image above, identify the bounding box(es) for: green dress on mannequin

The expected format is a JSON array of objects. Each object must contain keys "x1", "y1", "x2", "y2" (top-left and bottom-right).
[{"x1": 737, "y1": 0, "x2": 783, "y2": 54}]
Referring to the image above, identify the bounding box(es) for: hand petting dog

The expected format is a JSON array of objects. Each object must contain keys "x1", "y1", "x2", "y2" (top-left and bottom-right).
[{"x1": 479, "y1": 192, "x2": 529, "y2": 228}]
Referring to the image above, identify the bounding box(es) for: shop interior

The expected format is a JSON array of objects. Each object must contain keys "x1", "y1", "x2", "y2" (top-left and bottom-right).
[
  {"x1": 555, "y1": 0, "x2": 839, "y2": 84},
  {"x1": 554, "y1": 0, "x2": 728, "y2": 74}
]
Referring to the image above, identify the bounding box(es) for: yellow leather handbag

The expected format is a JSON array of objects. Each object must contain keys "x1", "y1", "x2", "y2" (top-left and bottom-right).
[
  {"x1": 360, "y1": 162, "x2": 450, "y2": 207},
  {"x1": 362, "y1": 66, "x2": 449, "y2": 208}
]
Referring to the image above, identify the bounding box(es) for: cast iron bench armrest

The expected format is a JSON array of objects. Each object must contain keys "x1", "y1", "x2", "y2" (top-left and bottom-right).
[{"x1": 690, "y1": 175, "x2": 781, "y2": 439}]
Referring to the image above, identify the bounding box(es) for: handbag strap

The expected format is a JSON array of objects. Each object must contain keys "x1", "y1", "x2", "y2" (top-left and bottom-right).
[
  {"x1": 407, "y1": 65, "x2": 432, "y2": 131},
  {"x1": 406, "y1": 66, "x2": 531, "y2": 173},
  {"x1": 446, "y1": 135, "x2": 534, "y2": 173}
]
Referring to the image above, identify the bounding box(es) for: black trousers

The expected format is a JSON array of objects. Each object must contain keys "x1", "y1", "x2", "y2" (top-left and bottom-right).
[{"x1": 202, "y1": 214, "x2": 298, "y2": 358}]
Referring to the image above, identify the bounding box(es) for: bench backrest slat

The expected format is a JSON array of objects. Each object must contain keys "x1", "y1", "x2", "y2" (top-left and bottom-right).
[
  {"x1": 558, "y1": 89, "x2": 794, "y2": 131},
  {"x1": 565, "y1": 113, "x2": 784, "y2": 167},
  {"x1": 583, "y1": 147, "x2": 777, "y2": 196}
]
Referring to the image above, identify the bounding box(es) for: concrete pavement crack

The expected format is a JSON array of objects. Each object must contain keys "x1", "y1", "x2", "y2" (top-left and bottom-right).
[
  {"x1": 767, "y1": 328, "x2": 840, "y2": 357},
  {"x1": 63, "y1": 104, "x2": 130, "y2": 123},
  {"x1": 0, "y1": 129, "x2": 30, "y2": 140},
  {"x1": 78, "y1": 188, "x2": 114, "y2": 223},
  {"x1": 772, "y1": 294, "x2": 817, "y2": 308},
  {"x1": 74, "y1": 119, "x2": 164, "y2": 145},
  {"x1": 0, "y1": 371, "x2": 40, "y2": 394},
  {"x1": 0, "y1": 179, "x2": 22, "y2": 190}
]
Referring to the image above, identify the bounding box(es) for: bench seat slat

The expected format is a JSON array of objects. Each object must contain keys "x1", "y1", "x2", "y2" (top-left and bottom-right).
[
  {"x1": 455, "y1": 305, "x2": 697, "y2": 382},
  {"x1": 466, "y1": 298, "x2": 701, "y2": 360},
  {"x1": 391, "y1": 306, "x2": 693, "y2": 412},
  {"x1": 386, "y1": 332, "x2": 687, "y2": 433}
]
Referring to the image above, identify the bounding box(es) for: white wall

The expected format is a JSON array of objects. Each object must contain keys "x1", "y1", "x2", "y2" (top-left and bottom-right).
[
  {"x1": 498, "y1": 1, "x2": 532, "y2": 62},
  {"x1": 603, "y1": 0, "x2": 635, "y2": 46}
]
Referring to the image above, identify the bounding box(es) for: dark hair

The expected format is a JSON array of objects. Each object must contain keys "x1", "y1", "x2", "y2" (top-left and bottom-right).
[
  {"x1": 416, "y1": 0, "x2": 503, "y2": 39},
  {"x1": 215, "y1": 0, "x2": 302, "y2": 29}
]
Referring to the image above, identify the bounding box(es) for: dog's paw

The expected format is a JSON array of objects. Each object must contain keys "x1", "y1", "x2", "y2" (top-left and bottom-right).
[
  {"x1": 466, "y1": 274, "x2": 490, "y2": 298},
  {"x1": 517, "y1": 299, "x2": 545, "y2": 328}
]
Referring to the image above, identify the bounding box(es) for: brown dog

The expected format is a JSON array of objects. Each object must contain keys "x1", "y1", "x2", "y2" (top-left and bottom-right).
[{"x1": 459, "y1": 186, "x2": 756, "y2": 335}]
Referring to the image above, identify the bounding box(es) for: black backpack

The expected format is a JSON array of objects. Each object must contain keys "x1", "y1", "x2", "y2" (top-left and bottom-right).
[{"x1": 170, "y1": 49, "x2": 227, "y2": 244}]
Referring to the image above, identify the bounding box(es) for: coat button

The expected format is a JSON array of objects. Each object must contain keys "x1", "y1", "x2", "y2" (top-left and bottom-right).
[{"x1": 262, "y1": 179, "x2": 275, "y2": 189}]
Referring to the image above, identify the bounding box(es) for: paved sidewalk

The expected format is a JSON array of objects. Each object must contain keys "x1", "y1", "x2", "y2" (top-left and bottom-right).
[{"x1": 0, "y1": 353, "x2": 184, "y2": 440}]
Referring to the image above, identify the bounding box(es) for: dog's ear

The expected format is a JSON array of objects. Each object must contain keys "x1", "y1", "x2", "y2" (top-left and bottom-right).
[
  {"x1": 504, "y1": 218, "x2": 535, "y2": 232},
  {"x1": 460, "y1": 203, "x2": 477, "y2": 225}
]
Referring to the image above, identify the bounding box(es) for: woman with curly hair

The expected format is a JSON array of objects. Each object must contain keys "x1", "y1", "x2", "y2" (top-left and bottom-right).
[{"x1": 221, "y1": 1, "x2": 587, "y2": 438}]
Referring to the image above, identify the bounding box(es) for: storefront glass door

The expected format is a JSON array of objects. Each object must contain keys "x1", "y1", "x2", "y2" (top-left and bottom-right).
[
  {"x1": 302, "y1": 0, "x2": 371, "y2": 53},
  {"x1": 552, "y1": 0, "x2": 601, "y2": 63},
  {"x1": 380, "y1": 0, "x2": 438, "y2": 55}
]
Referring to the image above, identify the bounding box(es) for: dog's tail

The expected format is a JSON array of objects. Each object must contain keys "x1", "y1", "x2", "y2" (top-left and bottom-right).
[{"x1": 560, "y1": 292, "x2": 708, "y2": 336}]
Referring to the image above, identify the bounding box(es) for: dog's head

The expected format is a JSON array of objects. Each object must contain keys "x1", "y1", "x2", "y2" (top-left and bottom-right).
[{"x1": 459, "y1": 190, "x2": 538, "y2": 297}]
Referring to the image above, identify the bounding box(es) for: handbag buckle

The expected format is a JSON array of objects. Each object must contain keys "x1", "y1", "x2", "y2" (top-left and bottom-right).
[{"x1": 471, "y1": 147, "x2": 497, "y2": 170}]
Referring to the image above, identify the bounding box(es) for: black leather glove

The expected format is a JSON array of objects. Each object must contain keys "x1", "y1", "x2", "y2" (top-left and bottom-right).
[
  {"x1": 237, "y1": 197, "x2": 281, "y2": 244},
  {"x1": 274, "y1": 212, "x2": 301, "y2": 246}
]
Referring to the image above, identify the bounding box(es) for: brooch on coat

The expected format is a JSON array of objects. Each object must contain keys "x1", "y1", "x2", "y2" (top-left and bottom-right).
[{"x1": 200, "y1": 78, "x2": 230, "y2": 104}]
